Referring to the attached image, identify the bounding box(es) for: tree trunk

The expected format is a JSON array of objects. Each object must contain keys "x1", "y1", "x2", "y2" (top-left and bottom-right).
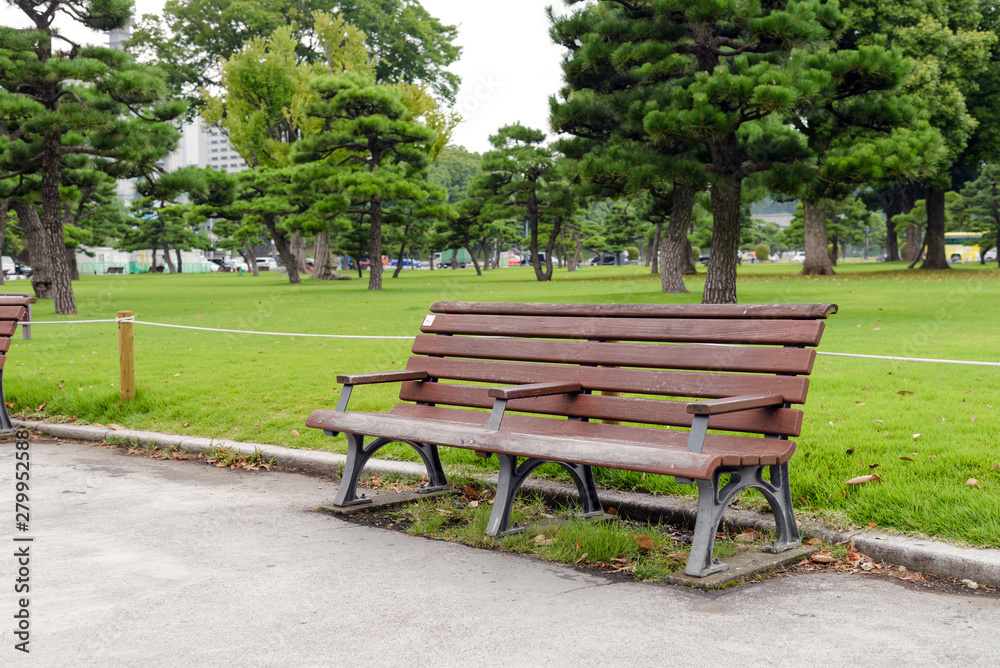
[
  {"x1": 904, "y1": 224, "x2": 922, "y2": 263},
  {"x1": 920, "y1": 186, "x2": 949, "y2": 270},
  {"x1": 241, "y1": 242, "x2": 260, "y2": 276},
  {"x1": 15, "y1": 202, "x2": 50, "y2": 298},
  {"x1": 801, "y1": 200, "x2": 836, "y2": 276},
  {"x1": 41, "y1": 133, "x2": 76, "y2": 313},
  {"x1": 261, "y1": 213, "x2": 301, "y2": 284},
  {"x1": 0, "y1": 200, "x2": 6, "y2": 286},
  {"x1": 368, "y1": 197, "x2": 383, "y2": 290},
  {"x1": 881, "y1": 186, "x2": 902, "y2": 261},
  {"x1": 175, "y1": 248, "x2": 183, "y2": 274},
  {"x1": 567, "y1": 233, "x2": 581, "y2": 272},
  {"x1": 540, "y1": 215, "x2": 563, "y2": 281},
  {"x1": 659, "y1": 186, "x2": 692, "y2": 293},
  {"x1": 702, "y1": 176, "x2": 741, "y2": 304},
  {"x1": 66, "y1": 246, "x2": 79, "y2": 280},
  {"x1": 467, "y1": 245, "x2": 482, "y2": 275},
  {"x1": 311, "y1": 231, "x2": 338, "y2": 279},
  {"x1": 152, "y1": 247, "x2": 157, "y2": 270},
  {"x1": 290, "y1": 232, "x2": 309, "y2": 274},
  {"x1": 161, "y1": 241, "x2": 177, "y2": 274},
  {"x1": 650, "y1": 218, "x2": 662, "y2": 274}
]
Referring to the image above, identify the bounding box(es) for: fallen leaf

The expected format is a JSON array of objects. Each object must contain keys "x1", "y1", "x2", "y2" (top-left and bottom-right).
[
  {"x1": 965, "y1": 478, "x2": 979, "y2": 486},
  {"x1": 811, "y1": 551, "x2": 834, "y2": 564},
  {"x1": 36, "y1": 402, "x2": 47, "y2": 412},
  {"x1": 107, "y1": 424, "x2": 123, "y2": 430},
  {"x1": 290, "y1": 429, "x2": 299, "y2": 437},
  {"x1": 868, "y1": 522, "x2": 878, "y2": 527},
  {"x1": 992, "y1": 465, "x2": 999, "y2": 471},
  {"x1": 854, "y1": 401, "x2": 866, "y2": 406},
  {"x1": 469, "y1": 500, "x2": 478, "y2": 508},
  {"x1": 962, "y1": 579, "x2": 980, "y2": 590},
  {"x1": 912, "y1": 433, "x2": 921, "y2": 439},
  {"x1": 462, "y1": 485, "x2": 478, "y2": 499},
  {"x1": 971, "y1": 414, "x2": 977, "y2": 422},
  {"x1": 667, "y1": 553, "x2": 689, "y2": 560},
  {"x1": 846, "y1": 447, "x2": 855, "y2": 456},
  {"x1": 874, "y1": 419, "x2": 884, "y2": 424},
  {"x1": 173, "y1": 373, "x2": 180, "y2": 377},
  {"x1": 574, "y1": 552, "x2": 588, "y2": 564},
  {"x1": 733, "y1": 529, "x2": 760, "y2": 542},
  {"x1": 632, "y1": 535, "x2": 655, "y2": 550},
  {"x1": 872, "y1": 327, "x2": 882, "y2": 331},
  {"x1": 869, "y1": 463, "x2": 880, "y2": 469},
  {"x1": 182, "y1": 421, "x2": 191, "y2": 427},
  {"x1": 605, "y1": 507, "x2": 618, "y2": 516},
  {"x1": 898, "y1": 390, "x2": 914, "y2": 395},
  {"x1": 4, "y1": 402, "x2": 13, "y2": 409},
  {"x1": 900, "y1": 456, "x2": 914, "y2": 462},
  {"x1": 845, "y1": 474, "x2": 882, "y2": 485}
]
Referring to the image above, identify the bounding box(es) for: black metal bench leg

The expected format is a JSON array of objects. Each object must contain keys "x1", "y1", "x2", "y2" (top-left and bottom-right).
[
  {"x1": 332, "y1": 433, "x2": 450, "y2": 507},
  {"x1": 0, "y1": 372, "x2": 12, "y2": 434},
  {"x1": 684, "y1": 464, "x2": 803, "y2": 577},
  {"x1": 486, "y1": 456, "x2": 604, "y2": 536},
  {"x1": 760, "y1": 463, "x2": 803, "y2": 554}
]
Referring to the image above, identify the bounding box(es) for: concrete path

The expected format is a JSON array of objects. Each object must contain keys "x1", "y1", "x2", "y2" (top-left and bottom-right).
[{"x1": 3, "y1": 439, "x2": 999, "y2": 666}]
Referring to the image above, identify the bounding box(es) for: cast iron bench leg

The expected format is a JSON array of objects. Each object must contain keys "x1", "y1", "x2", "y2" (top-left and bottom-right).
[
  {"x1": 331, "y1": 432, "x2": 450, "y2": 507},
  {"x1": 684, "y1": 463, "x2": 803, "y2": 577},
  {"x1": 485, "y1": 454, "x2": 603, "y2": 536},
  {"x1": 0, "y1": 372, "x2": 12, "y2": 434}
]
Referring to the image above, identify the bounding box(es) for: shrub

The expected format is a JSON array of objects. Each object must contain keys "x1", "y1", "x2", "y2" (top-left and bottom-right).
[{"x1": 754, "y1": 243, "x2": 770, "y2": 262}]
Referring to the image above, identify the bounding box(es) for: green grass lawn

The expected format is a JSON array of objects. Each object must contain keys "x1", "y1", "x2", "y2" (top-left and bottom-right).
[{"x1": 5, "y1": 260, "x2": 1000, "y2": 546}]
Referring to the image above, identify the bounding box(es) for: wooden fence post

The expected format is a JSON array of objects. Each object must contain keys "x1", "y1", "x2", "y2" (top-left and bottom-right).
[{"x1": 118, "y1": 310, "x2": 135, "y2": 401}]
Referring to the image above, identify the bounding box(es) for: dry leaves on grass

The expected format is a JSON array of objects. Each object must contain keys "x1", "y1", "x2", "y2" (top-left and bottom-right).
[{"x1": 845, "y1": 473, "x2": 882, "y2": 485}]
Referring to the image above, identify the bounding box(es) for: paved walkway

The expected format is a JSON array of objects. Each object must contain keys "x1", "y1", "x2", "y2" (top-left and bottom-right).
[{"x1": 3, "y1": 439, "x2": 999, "y2": 666}]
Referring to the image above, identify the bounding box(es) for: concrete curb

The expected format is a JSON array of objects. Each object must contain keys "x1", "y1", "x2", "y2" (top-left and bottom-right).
[{"x1": 16, "y1": 419, "x2": 1000, "y2": 587}]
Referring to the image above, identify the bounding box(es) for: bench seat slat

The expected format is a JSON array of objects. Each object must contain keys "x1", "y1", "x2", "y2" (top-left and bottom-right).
[
  {"x1": 431, "y1": 301, "x2": 838, "y2": 320},
  {"x1": 306, "y1": 409, "x2": 795, "y2": 480},
  {"x1": 406, "y1": 357, "x2": 809, "y2": 404},
  {"x1": 412, "y1": 335, "x2": 817, "y2": 375},
  {"x1": 0, "y1": 322, "x2": 17, "y2": 336},
  {"x1": 398, "y1": 381, "x2": 803, "y2": 437},
  {"x1": 0, "y1": 337, "x2": 10, "y2": 354},
  {"x1": 421, "y1": 314, "x2": 825, "y2": 347},
  {"x1": 387, "y1": 404, "x2": 796, "y2": 465}
]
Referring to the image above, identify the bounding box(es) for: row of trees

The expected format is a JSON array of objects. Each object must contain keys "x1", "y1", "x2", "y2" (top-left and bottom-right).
[{"x1": 4, "y1": 0, "x2": 1000, "y2": 312}]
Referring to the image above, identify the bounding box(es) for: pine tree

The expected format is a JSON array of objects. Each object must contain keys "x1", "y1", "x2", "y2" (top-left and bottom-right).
[
  {"x1": 0, "y1": 2, "x2": 185, "y2": 313},
  {"x1": 291, "y1": 70, "x2": 442, "y2": 290},
  {"x1": 958, "y1": 164, "x2": 1000, "y2": 266}
]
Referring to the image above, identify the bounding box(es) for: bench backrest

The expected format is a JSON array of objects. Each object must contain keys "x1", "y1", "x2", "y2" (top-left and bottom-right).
[
  {"x1": 0, "y1": 294, "x2": 34, "y2": 366},
  {"x1": 395, "y1": 301, "x2": 837, "y2": 438}
]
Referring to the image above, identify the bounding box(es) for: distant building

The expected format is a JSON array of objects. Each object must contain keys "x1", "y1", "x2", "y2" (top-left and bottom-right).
[{"x1": 107, "y1": 21, "x2": 130, "y2": 51}]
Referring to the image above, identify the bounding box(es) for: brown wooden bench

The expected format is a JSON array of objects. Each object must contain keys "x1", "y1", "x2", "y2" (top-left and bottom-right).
[
  {"x1": 0, "y1": 294, "x2": 36, "y2": 433},
  {"x1": 307, "y1": 301, "x2": 837, "y2": 577}
]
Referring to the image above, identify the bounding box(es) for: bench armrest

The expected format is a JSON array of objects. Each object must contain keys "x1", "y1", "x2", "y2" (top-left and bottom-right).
[
  {"x1": 686, "y1": 392, "x2": 784, "y2": 416},
  {"x1": 486, "y1": 381, "x2": 583, "y2": 430},
  {"x1": 337, "y1": 370, "x2": 428, "y2": 385},
  {"x1": 487, "y1": 381, "x2": 583, "y2": 400}
]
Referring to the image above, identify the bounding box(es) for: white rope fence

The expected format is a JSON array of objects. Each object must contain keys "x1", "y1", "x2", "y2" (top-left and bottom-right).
[{"x1": 20, "y1": 316, "x2": 1000, "y2": 366}]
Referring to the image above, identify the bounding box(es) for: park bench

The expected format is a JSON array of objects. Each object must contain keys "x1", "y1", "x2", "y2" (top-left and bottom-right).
[
  {"x1": 307, "y1": 301, "x2": 837, "y2": 577},
  {"x1": 0, "y1": 294, "x2": 36, "y2": 434},
  {"x1": 107, "y1": 266, "x2": 125, "y2": 275}
]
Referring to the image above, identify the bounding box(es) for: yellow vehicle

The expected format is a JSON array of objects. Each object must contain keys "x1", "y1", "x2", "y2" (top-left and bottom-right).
[{"x1": 944, "y1": 232, "x2": 985, "y2": 263}]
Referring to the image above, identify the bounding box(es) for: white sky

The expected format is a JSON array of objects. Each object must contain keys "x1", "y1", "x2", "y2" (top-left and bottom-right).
[{"x1": 0, "y1": 0, "x2": 569, "y2": 154}]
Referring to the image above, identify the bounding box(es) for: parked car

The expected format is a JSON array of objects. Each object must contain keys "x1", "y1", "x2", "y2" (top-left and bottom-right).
[
  {"x1": 790, "y1": 252, "x2": 806, "y2": 263},
  {"x1": 226, "y1": 258, "x2": 249, "y2": 272},
  {"x1": 389, "y1": 258, "x2": 422, "y2": 268},
  {"x1": 589, "y1": 253, "x2": 618, "y2": 266},
  {"x1": 1, "y1": 255, "x2": 15, "y2": 275},
  {"x1": 697, "y1": 253, "x2": 711, "y2": 265},
  {"x1": 984, "y1": 247, "x2": 997, "y2": 262},
  {"x1": 875, "y1": 254, "x2": 887, "y2": 262},
  {"x1": 256, "y1": 256, "x2": 279, "y2": 271}
]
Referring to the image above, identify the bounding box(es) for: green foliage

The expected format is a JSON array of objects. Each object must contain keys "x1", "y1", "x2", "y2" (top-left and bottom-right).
[
  {"x1": 957, "y1": 163, "x2": 1000, "y2": 264},
  {"x1": 129, "y1": 0, "x2": 461, "y2": 107},
  {"x1": 754, "y1": 244, "x2": 770, "y2": 263}
]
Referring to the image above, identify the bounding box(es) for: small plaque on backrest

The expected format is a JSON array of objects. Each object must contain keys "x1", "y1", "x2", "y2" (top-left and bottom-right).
[{"x1": 422, "y1": 315, "x2": 436, "y2": 327}]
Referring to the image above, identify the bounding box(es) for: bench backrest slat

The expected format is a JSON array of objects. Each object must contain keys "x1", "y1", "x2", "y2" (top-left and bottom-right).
[
  {"x1": 421, "y1": 314, "x2": 826, "y2": 347},
  {"x1": 398, "y1": 381, "x2": 804, "y2": 437},
  {"x1": 406, "y1": 357, "x2": 810, "y2": 404},
  {"x1": 0, "y1": 306, "x2": 27, "y2": 321},
  {"x1": 411, "y1": 335, "x2": 816, "y2": 375},
  {"x1": 431, "y1": 301, "x2": 838, "y2": 320},
  {"x1": 0, "y1": 322, "x2": 18, "y2": 337}
]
